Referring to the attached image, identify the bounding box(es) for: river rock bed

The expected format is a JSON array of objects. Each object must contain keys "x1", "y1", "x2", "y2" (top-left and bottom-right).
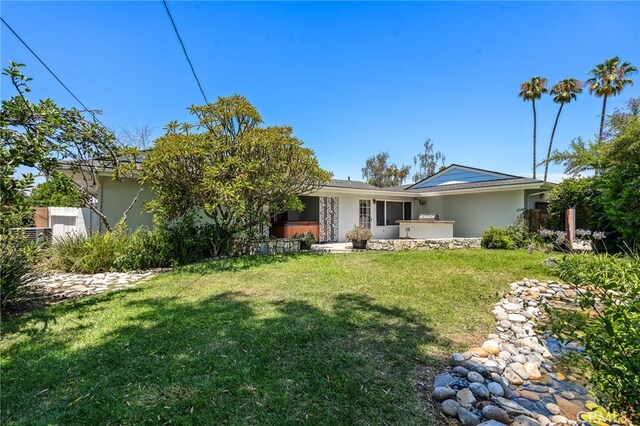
[{"x1": 433, "y1": 278, "x2": 598, "y2": 426}]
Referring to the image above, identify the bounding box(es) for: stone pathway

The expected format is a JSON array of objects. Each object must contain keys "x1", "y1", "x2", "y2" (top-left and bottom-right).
[
  {"x1": 33, "y1": 269, "x2": 169, "y2": 303},
  {"x1": 432, "y1": 278, "x2": 610, "y2": 426}
]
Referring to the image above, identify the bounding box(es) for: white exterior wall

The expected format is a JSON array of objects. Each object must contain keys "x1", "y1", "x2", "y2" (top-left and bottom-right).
[
  {"x1": 314, "y1": 190, "x2": 430, "y2": 242},
  {"x1": 424, "y1": 189, "x2": 526, "y2": 237},
  {"x1": 48, "y1": 207, "x2": 100, "y2": 241}
]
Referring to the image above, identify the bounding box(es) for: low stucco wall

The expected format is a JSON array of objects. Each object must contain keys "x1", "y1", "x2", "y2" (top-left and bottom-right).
[{"x1": 367, "y1": 238, "x2": 481, "y2": 251}]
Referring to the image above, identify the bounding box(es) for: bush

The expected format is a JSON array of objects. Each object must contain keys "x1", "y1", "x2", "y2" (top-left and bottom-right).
[
  {"x1": 47, "y1": 218, "x2": 228, "y2": 273},
  {"x1": 481, "y1": 227, "x2": 515, "y2": 250},
  {"x1": 548, "y1": 252, "x2": 640, "y2": 422},
  {"x1": 344, "y1": 225, "x2": 372, "y2": 242},
  {"x1": 0, "y1": 234, "x2": 41, "y2": 312},
  {"x1": 292, "y1": 231, "x2": 316, "y2": 250},
  {"x1": 505, "y1": 209, "x2": 539, "y2": 249}
]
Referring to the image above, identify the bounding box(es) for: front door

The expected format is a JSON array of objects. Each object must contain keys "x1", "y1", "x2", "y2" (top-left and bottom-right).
[{"x1": 319, "y1": 196, "x2": 339, "y2": 242}]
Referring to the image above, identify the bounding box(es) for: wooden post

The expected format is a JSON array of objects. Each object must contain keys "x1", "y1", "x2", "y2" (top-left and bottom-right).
[
  {"x1": 34, "y1": 207, "x2": 49, "y2": 227},
  {"x1": 565, "y1": 208, "x2": 575, "y2": 249}
]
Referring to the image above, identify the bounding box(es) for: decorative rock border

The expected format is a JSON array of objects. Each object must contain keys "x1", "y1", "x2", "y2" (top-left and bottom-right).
[
  {"x1": 367, "y1": 238, "x2": 481, "y2": 251},
  {"x1": 34, "y1": 269, "x2": 167, "y2": 302},
  {"x1": 433, "y1": 278, "x2": 593, "y2": 426},
  {"x1": 232, "y1": 239, "x2": 301, "y2": 255}
]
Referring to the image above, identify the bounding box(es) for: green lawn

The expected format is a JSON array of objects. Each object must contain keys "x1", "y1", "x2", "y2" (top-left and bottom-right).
[{"x1": 1, "y1": 250, "x2": 551, "y2": 425}]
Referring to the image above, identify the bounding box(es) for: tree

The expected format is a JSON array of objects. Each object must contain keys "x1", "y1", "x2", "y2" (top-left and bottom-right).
[
  {"x1": 29, "y1": 173, "x2": 84, "y2": 207},
  {"x1": 412, "y1": 138, "x2": 446, "y2": 182},
  {"x1": 0, "y1": 62, "x2": 139, "y2": 231},
  {"x1": 544, "y1": 78, "x2": 583, "y2": 182},
  {"x1": 519, "y1": 76, "x2": 548, "y2": 179},
  {"x1": 586, "y1": 57, "x2": 637, "y2": 141},
  {"x1": 361, "y1": 151, "x2": 410, "y2": 187},
  {"x1": 142, "y1": 95, "x2": 332, "y2": 253}
]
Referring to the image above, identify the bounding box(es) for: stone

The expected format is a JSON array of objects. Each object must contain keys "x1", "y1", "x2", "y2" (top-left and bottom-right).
[
  {"x1": 457, "y1": 388, "x2": 477, "y2": 408},
  {"x1": 508, "y1": 362, "x2": 529, "y2": 380},
  {"x1": 468, "y1": 371, "x2": 485, "y2": 383},
  {"x1": 452, "y1": 353, "x2": 466, "y2": 366},
  {"x1": 457, "y1": 407, "x2": 481, "y2": 426},
  {"x1": 523, "y1": 362, "x2": 542, "y2": 380},
  {"x1": 492, "y1": 397, "x2": 532, "y2": 417},
  {"x1": 453, "y1": 366, "x2": 470, "y2": 377},
  {"x1": 469, "y1": 347, "x2": 490, "y2": 357},
  {"x1": 433, "y1": 387, "x2": 457, "y2": 402},
  {"x1": 481, "y1": 405, "x2": 511, "y2": 424},
  {"x1": 501, "y1": 342, "x2": 518, "y2": 355},
  {"x1": 512, "y1": 415, "x2": 541, "y2": 426},
  {"x1": 498, "y1": 351, "x2": 512, "y2": 361},
  {"x1": 441, "y1": 399, "x2": 460, "y2": 417},
  {"x1": 553, "y1": 395, "x2": 583, "y2": 419},
  {"x1": 544, "y1": 403, "x2": 560, "y2": 415},
  {"x1": 549, "y1": 415, "x2": 569, "y2": 424},
  {"x1": 511, "y1": 354, "x2": 527, "y2": 364},
  {"x1": 469, "y1": 382, "x2": 490, "y2": 399},
  {"x1": 478, "y1": 421, "x2": 508, "y2": 426},
  {"x1": 487, "y1": 382, "x2": 504, "y2": 397},
  {"x1": 434, "y1": 372, "x2": 459, "y2": 388},
  {"x1": 525, "y1": 384, "x2": 549, "y2": 393},
  {"x1": 519, "y1": 390, "x2": 540, "y2": 401},
  {"x1": 508, "y1": 313, "x2": 527, "y2": 323},
  {"x1": 482, "y1": 340, "x2": 501, "y2": 355},
  {"x1": 533, "y1": 414, "x2": 551, "y2": 426},
  {"x1": 465, "y1": 362, "x2": 489, "y2": 377},
  {"x1": 499, "y1": 320, "x2": 512, "y2": 329},
  {"x1": 503, "y1": 369, "x2": 523, "y2": 385},
  {"x1": 560, "y1": 390, "x2": 575, "y2": 400}
]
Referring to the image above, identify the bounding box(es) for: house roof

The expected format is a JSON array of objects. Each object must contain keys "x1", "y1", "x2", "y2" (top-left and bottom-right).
[
  {"x1": 327, "y1": 179, "x2": 380, "y2": 190},
  {"x1": 406, "y1": 164, "x2": 522, "y2": 190}
]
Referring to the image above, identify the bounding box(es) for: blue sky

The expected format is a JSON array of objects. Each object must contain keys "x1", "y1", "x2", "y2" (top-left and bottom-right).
[{"x1": 2, "y1": 1, "x2": 639, "y2": 182}]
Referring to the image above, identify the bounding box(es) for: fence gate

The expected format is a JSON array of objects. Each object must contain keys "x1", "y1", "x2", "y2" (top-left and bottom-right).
[{"x1": 319, "y1": 196, "x2": 339, "y2": 242}]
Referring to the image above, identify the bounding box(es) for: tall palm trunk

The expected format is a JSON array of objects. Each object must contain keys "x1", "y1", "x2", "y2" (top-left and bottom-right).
[
  {"x1": 544, "y1": 102, "x2": 564, "y2": 182},
  {"x1": 532, "y1": 100, "x2": 537, "y2": 179},
  {"x1": 599, "y1": 94, "x2": 608, "y2": 141}
]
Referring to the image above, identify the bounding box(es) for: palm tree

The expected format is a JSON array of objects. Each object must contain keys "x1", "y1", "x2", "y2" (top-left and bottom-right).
[
  {"x1": 544, "y1": 78, "x2": 583, "y2": 182},
  {"x1": 586, "y1": 57, "x2": 637, "y2": 141},
  {"x1": 519, "y1": 77, "x2": 548, "y2": 179}
]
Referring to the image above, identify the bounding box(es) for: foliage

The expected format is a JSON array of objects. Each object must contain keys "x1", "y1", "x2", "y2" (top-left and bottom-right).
[
  {"x1": 29, "y1": 173, "x2": 84, "y2": 207},
  {"x1": 550, "y1": 98, "x2": 640, "y2": 250},
  {"x1": 544, "y1": 78, "x2": 583, "y2": 182},
  {"x1": 361, "y1": 151, "x2": 410, "y2": 187},
  {"x1": 0, "y1": 234, "x2": 41, "y2": 312},
  {"x1": 292, "y1": 230, "x2": 316, "y2": 250},
  {"x1": 481, "y1": 226, "x2": 515, "y2": 250},
  {"x1": 0, "y1": 250, "x2": 551, "y2": 424},
  {"x1": 47, "y1": 218, "x2": 224, "y2": 273},
  {"x1": 518, "y1": 76, "x2": 548, "y2": 179},
  {"x1": 586, "y1": 57, "x2": 637, "y2": 140},
  {"x1": 412, "y1": 138, "x2": 446, "y2": 182},
  {"x1": 1, "y1": 62, "x2": 139, "y2": 231},
  {"x1": 548, "y1": 252, "x2": 640, "y2": 421},
  {"x1": 344, "y1": 225, "x2": 372, "y2": 242},
  {"x1": 143, "y1": 95, "x2": 331, "y2": 254},
  {"x1": 504, "y1": 209, "x2": 538, "y2": 249}
]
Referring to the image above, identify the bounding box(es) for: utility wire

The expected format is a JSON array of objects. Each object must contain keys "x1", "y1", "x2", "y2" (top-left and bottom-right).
[
  {"x1": 162, "y1": 0, "x2": 209, "y2": 104},
  {"x1": 1, "y1": 16, "x2": 93, "y2": 113}
]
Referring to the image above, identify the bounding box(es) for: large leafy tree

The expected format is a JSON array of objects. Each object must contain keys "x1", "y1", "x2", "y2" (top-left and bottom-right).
[
  {"x1": 519, "y1": 76, "x2": 548, "y2": 179},
  {"x1": 29, "y1": 173, "x2": 84, "y2": 208},
  {"x1": 544, "y1": 78, "x2": 583, "y2": 182},
  {"x1": 586, "y1": 57, "x2": 637, "y2": 141},
  {"x1": 1, "y1": 62, "x2": 138, "y2": 231},
  {"x1": 412, "y1": 138, "x2": 446, "y2": 182},
  {"x1": 361, "y1": 151, "x2": 410, "y2": 187},
  {"x1": 142, "y1": 95, "x2": 331, "y2": 252}
]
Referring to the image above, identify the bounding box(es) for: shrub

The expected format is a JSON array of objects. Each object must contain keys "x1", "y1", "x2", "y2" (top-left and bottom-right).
[
  {"x1": 505, "y1": 209, "x2": 539, "y2": 249},
  {"x1": 292, "y1": 231, "x2": 316, "y2": 250},
  {"x1": 548, "y1": 252, "x2": 640, "y2": 422},
  {"x1": 481, "y1": 227, "x2": 515, "y2": 250},
  {"x1": 345, "y1": 225, "x2": 372, "y2": 242},
  {"x1": 0, "y1": 234, "x2": 41, "y2": 312}
]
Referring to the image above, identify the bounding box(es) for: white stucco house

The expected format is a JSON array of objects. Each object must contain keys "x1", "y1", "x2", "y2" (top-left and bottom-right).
[{"x1": 88, "y1": 164, "x2": 553, "y2": 243}]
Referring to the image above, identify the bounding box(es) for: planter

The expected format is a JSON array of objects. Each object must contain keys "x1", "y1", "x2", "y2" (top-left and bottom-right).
[{"x1": 351, "y1": 240, "x2": 368, "y2": 249}]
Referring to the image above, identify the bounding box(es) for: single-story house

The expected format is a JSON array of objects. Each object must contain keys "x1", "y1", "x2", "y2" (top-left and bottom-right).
[{"x1": 78, "y1": 163, "x2": 553, "y2": 243}]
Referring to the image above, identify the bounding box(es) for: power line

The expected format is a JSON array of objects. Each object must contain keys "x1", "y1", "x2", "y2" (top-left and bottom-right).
[
  {"x1": 162, "y1": 0, "x2": 209, "y2": 104},
  {"x1": 1, "y1": 16, "x2": 94, "y2": 113}
]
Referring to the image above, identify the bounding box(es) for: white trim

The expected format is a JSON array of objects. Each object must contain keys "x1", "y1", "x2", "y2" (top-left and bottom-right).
[{"x1": 418, "y1": 183, "x2": 550, "y2": 197}]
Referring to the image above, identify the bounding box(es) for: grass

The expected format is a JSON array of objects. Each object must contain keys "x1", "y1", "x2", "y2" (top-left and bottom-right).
[{"x1": 1, "y1": 250, "x2": 551, "y2": 425}]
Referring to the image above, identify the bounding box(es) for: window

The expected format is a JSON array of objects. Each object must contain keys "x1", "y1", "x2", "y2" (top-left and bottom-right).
[
  {"x1": 359, "y1": 199, "x2": 371, "y2": 228},
  {"x1": 375, "y1": 201, "x2": 412, "y2": 226}
]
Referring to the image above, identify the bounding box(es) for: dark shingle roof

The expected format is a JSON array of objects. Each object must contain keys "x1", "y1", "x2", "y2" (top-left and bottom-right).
[{"x1": 326, "y1": 179, "x2": 380, "y2": 190}]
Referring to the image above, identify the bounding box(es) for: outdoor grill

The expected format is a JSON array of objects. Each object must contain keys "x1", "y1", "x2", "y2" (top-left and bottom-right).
[{"x1": 418, "y1": 213, "x2": 439, "y2": 221}]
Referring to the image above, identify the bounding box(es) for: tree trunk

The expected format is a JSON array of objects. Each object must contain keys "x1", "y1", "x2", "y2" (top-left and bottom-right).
[
  {"x1": 599, "y1": 94, "x2": 608, "y2": 141},
  {"x1": 532, "y1": 100, "x2": 537, "y2": 179},
  {"x1": 545, "y1": 102, "x2": 564, "y2": 182}
]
